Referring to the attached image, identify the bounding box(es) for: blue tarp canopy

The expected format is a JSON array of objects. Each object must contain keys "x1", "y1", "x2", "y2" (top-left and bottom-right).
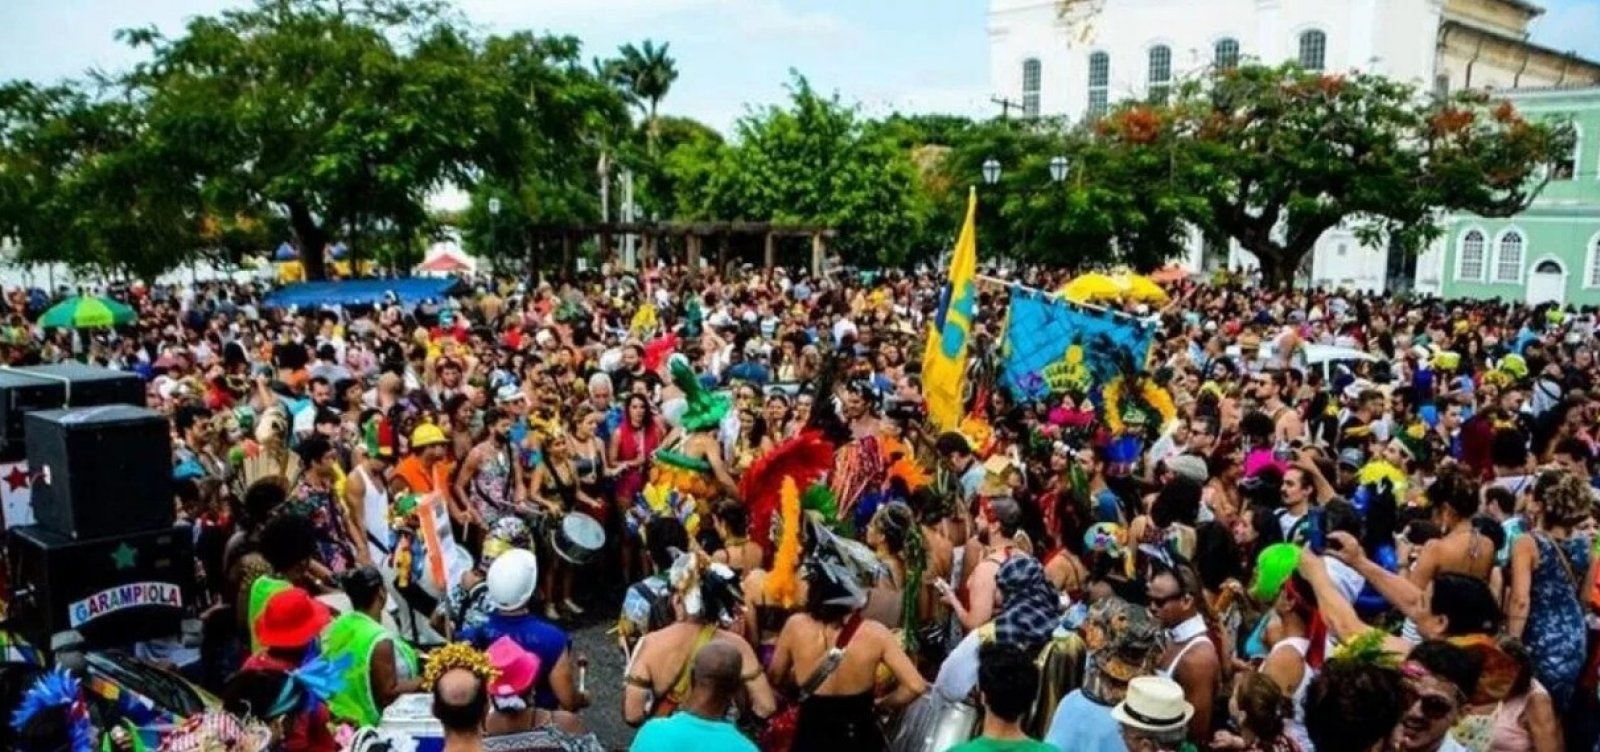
[{"x1": 262, "y1": 278, "x2": 465, "y2": 309}]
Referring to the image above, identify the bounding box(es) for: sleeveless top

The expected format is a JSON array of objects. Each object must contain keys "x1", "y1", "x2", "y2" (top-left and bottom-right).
[
  {"x1": 541, "y1": 463, "x2": 580, "y2": 512},
  {"x1": 469, "y1": 445, "x2": 514, "y2": 522},
  {"x1": 1452, "y1": 680, "x2": 1543, "y2": 752},
  {"x1": 1270, "y1": 637, "x2": 1315, "y2": 752},
  {"x1": 1157, "y1": 634, "x2": 1208, "y2": 681},
  {"x1": 353, "y1": 465, "x2": 391, "y2": 564}
]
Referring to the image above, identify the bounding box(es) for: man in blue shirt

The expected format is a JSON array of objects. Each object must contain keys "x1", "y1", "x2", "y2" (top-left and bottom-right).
[
  {"x1": 630, "y1": 641, "x2": 755, "y2": 752},
  {"x1": 460, "y1": 549, "x2": 583, "y2": 712}
]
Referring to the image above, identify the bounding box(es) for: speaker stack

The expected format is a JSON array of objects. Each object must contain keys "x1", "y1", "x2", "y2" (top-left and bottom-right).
[{"x1": 0, "y1": 366, "x2": 186, "y2": 649}]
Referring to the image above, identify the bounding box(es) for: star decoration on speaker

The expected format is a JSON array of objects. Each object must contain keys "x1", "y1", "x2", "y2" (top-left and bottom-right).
[
  {"x1": 3, "y1": 465, "x2": 29, "y2": 492},
  {"x1": 110, "y1": 542, "x2": 137, "y2": 570}
]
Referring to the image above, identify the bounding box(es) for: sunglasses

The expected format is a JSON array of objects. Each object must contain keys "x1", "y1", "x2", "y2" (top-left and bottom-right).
[
  {"x1": 1403, "y1": 686, "x2": 1458, "y2": 721},
  {"x1": 1147, "y1": 592, "x2": 1187, "y2": 608}
]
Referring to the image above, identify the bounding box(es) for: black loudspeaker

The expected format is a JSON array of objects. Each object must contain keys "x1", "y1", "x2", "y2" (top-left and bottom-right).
[
  {"x1": 5, "y1": 525, "x2": 192, "y2": 647},
  {"x1": 26, "y1": 405, "x2": 173, "y2": 540},
  {"x1": 0, "y1": 365, "x2": 145, "y2": 461}
]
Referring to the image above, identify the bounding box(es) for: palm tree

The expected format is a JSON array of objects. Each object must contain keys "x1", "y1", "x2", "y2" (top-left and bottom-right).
[{"x1": 614, "y1": 40, "x2": 679, "y2": 153}]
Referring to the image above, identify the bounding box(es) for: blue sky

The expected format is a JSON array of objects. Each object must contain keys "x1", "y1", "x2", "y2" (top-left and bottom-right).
[{"x1": 4, "y1": 0, "x2": 1600, "y2": 135}]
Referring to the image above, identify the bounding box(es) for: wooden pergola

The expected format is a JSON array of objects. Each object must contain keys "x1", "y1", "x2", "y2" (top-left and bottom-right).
[{"x1": 526, "y1": 221, "x2": 837, "y2": 276}]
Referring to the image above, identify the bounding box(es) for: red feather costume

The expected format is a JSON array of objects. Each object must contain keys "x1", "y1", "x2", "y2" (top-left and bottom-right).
[{"x1": 739, "y1": 429, "x2": 835, "y2": 550}]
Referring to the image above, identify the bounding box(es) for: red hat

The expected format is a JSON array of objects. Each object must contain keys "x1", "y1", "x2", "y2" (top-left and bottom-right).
[
  {"x1": 485, "y1": 636, "x2": 541, "y2": 698},
  {"x1": 254, "y1": 588, "x2": 332, "y2": 649}
]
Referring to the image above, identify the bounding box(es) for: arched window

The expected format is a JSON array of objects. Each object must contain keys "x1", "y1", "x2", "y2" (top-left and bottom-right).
[
  {"x1": 1022, "y1": 58, "x2": 1042, "y2": 119},
  {"x1": 1586, "y1": 234, "x2": 1600, "y2": 288},
  {"x1": 1494, "y1": 230, "x2": 1524, "y2": 283},
  {"x1": 1087, "y1": 52, "x2": 1110, "y2": 119},
  {"x1": 1148, "y1": 45, "x2": 1172, "y2": 104},
  {"x1": 1457, "y1": 229, "x2": 1485, "y2": 281},
  {"x1": 1298, "y1": 30, "x2": 1327, "y2": 71},
  {"x1": 1214, "y1": 38, "x2": 1240, "y2": 70}
]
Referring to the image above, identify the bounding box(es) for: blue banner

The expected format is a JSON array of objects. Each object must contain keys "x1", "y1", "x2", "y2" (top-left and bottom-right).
[{"x1": 1001, "y1": 285, "x2": 1156, "y2": 401}]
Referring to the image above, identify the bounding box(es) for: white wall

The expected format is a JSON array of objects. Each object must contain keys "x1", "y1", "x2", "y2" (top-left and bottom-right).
[{"x1": 989, "y1": 0, "x2": 1446, "y2": 286}]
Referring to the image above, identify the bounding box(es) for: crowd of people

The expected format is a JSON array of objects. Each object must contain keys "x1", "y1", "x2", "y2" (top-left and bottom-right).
[{"x1": 8, "y1": 260, "x2": 1600, "y2": 752}]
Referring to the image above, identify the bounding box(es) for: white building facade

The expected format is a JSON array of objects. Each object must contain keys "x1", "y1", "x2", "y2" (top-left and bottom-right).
[{"x1": 987, "y1": 0, "x2": 1600, "y2": 293}]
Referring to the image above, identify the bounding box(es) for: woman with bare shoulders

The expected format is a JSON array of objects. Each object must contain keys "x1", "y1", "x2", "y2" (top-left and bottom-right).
[
  {"x1": 709, "y1": 501, "x2": 764, "y2": 577},
  {"x1": 768, "y1": 560, "x2": 927, "y2": 751},
  {"x1": 1409, "y1": 466, "x2": 1495, "y2": 589}
]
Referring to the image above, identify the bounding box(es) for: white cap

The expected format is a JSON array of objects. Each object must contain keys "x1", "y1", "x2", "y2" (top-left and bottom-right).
[{"x1": 485, "y1": 548, "x2": 539, "y2": 611}]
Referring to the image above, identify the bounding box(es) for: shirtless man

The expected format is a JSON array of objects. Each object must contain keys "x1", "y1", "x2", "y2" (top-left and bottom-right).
[
  {"x1": 942, "y1": 496, "x2": 1027, "y2": 632},
  {"x1": 1252, "y1": 370, "x2": 1304, "y2": 447},
  {"x1": 622, "y1": 563, "x2": 774, "y2": 726}
]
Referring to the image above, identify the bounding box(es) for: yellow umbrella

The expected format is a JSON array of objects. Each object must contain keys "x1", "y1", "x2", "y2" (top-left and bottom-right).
[
  {"x1": 1059, "y1": 272, "x2": 1124, "y2": 304},
  {"x1": 1116, "y1": 272, "x2": 1170, "y2": 304}
]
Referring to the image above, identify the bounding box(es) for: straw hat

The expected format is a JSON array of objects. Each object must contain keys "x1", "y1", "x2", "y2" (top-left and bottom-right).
[{"x1": 1112, "y1": 676, "x2": 1195, "y2": 734}]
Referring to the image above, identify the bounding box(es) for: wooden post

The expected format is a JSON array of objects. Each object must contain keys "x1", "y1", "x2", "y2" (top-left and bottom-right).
[
  {"x1": 641, "y1": 233, "x2": 654, "y2": 269},
  {"x1": 763, "y1": 231, "x2": 775, "y2": 269},
  {"x1": 717, "y1": 234, "x2": 728, "y2": 275},
  {"x1": 811, "y1": 232, "x2": 825, "y2": 277},
  {"x1": 561, "y1": 233, "x2": 574, "y2": 276},
  {"x1": 687, "y1": 234, "x2": 702, "y2": 270}
]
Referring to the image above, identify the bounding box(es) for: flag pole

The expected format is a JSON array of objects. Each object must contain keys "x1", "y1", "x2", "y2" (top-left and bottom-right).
[{"x1": 972, "y1": 273, "x2": 1151, "y2": 327}]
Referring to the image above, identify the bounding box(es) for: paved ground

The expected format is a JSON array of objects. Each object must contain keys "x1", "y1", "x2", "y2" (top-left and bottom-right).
[{"x1": 563, "y1": 586, "x2": 639, "y2": 751}]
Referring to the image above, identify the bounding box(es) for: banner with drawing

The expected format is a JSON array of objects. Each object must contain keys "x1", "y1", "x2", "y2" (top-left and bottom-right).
[{"x1": 1000, "y1": 285, "x2": 1156, "y2": 402}]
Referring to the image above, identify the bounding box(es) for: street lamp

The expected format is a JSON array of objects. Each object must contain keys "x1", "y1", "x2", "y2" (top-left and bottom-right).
[
  {"x1": 981, "y1": 157, "x2": 1002, "y2": 185},
  {"x1": 1048, "y1": 155, "x2": 1070, "y2": 183}
]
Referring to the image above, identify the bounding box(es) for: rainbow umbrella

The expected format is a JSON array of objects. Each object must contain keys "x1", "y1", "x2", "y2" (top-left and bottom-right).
[{"x1": 37, "y1": 296, "x2": 137, "y2": 329}]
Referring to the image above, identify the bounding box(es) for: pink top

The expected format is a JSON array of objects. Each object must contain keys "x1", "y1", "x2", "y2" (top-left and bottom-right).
[{"x1": 1488, "y1": 682, "x2": 1541, "y2": 752}]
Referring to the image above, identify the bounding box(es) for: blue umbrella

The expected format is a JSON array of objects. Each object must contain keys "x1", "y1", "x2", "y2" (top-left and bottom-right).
[{"x1": 274, "y1": 242, "x2": 298, "y2": 261}]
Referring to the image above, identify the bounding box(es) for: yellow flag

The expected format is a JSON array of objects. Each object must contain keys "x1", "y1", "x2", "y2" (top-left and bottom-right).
[{"x1": 922, "y1": 187, "x2": 979, "y2": 431}]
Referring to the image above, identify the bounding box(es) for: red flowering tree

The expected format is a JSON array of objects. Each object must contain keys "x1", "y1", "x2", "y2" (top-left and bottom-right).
[{"x1": 1112, "y1": 63, "x2": 1573, "y2": 288}]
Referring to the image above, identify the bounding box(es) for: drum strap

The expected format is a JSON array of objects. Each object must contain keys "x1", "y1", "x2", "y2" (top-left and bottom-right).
[
  {"x1": 667, "y1": 624, "x2": 719, "y2": 705},
  {"x1": 797, "y1": 613, "x2": 863, "y2": 702}
]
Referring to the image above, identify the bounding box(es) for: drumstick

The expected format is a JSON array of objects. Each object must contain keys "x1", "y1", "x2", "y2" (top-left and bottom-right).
[{"x1": 576, "y1": 653, "x2": 589, "y2": 695}]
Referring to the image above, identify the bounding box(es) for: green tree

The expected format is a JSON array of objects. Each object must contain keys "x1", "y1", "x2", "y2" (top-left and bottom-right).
[
  {"x1": 630, "y1": 115, "x2": 724, "y2": 222},
  {"x1": 675, "y1": 74, "x2": 924, "y2": 265},
  {"x1": 1148, "y1": 63, "x2": 1573, "y2": 286},
  {"x1": 0, "y1": 82, "x2": 204, "y2": 278},
  {"x1": 459, "y1": 32, "x2": 628, "y2": 273},
  {"x1": 117, "y1": 0, "x2": 484, "y2": 280},
  {"x1": 609, "y1": 40, "x2": 679, "y2": 154}
]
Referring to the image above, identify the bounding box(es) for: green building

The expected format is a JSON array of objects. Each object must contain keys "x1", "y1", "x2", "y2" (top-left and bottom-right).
[{"x1": 1431, "y1": 86, "x2": 1600, "y2": 307}]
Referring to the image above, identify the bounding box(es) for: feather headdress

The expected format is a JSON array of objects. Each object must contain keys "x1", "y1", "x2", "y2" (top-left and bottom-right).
[
  {"x1": 668, "y1": 354, "x2": 730, "y2": 433},
  {"x1": 11, "y1": 668, "x2": 92, "y2": 752},
  {"x1": 740, "y1": 429, "x2": 835, "y2": 549}
]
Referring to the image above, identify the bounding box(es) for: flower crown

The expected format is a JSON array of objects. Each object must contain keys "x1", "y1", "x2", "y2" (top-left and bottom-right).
[{"x1": 423, "y1": 643, "x2": 500, "y2": 690}]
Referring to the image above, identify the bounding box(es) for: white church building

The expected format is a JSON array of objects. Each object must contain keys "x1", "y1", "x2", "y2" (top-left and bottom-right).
[{"x1": 987, "y1": 0, "x2": 1600, "y2": 292}]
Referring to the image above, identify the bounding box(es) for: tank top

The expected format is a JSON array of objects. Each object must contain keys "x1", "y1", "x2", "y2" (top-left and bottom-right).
[
  {"x1": 354, "y1": 465, "x2": 391, "y2": 563},
  {"x1": 1271, "y1": 637, "x2": 1315, "y2": 752},
  {"x1": 1156, "y1": 634, "x2": 1208, "y2": 680}
]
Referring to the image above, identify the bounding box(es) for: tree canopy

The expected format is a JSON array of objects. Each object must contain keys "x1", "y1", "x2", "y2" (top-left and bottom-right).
[
  {"x1": 0, "y1": 9, "x2": 1572, "y2": 282},
  {"x1": 1142, "y1": 63, "x2": 1573, "y2": 285}
]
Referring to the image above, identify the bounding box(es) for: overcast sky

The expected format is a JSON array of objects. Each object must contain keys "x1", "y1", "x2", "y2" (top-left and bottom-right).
[{"x1": 5, "y1": 0, "x2": 1599, "y2": 134}]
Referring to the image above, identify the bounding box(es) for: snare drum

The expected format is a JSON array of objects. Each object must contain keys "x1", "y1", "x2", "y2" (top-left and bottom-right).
[{"x1": 549, "y1": 512, "x2": 605, "y2": 565}]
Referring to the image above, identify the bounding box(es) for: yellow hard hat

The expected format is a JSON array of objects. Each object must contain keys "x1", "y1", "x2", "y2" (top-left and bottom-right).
[{"x1": 411, "y1": 423, "x2": 448, "y2": 450}]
